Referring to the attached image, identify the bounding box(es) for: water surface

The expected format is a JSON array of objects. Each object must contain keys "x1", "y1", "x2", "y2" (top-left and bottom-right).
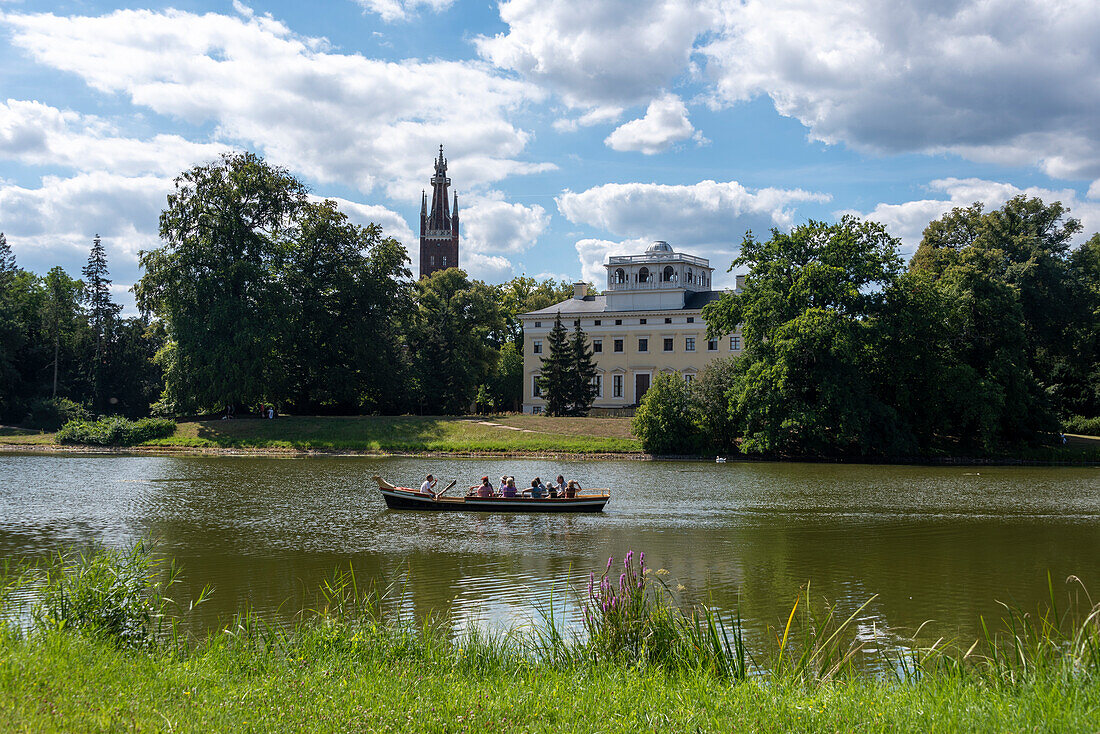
[{"x1": 1, "y1": 453, "x2": 1097, "y2": 648}]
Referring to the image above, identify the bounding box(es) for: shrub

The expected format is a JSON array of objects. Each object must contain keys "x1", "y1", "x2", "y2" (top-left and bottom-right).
[
  {"x1": 1062, "y1": 415, "x2": 1100, "y2": 436},
  {"x1": 23, "y1": 398, "x2": 90, "y2": 431},
  {"x1": 56, "y1": 416, "x2": 176, "y2": 446},
  {"x1": 631, "y1": 372, "x2": 701, "y2": 454}
]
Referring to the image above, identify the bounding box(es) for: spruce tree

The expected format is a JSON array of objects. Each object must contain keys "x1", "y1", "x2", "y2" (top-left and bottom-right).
[
  {"x1": 537, "y1": 313, "x2": 571, "y2": 415},
  {"x1": 568, "y1": 321, "x2": 598, "y2": 415},
  {"x1": 82, "y1": 234, "x2": 121, "y2": 411},
  {"x1": 0, "y1": 233, "x2": 15, "y2": 283}
]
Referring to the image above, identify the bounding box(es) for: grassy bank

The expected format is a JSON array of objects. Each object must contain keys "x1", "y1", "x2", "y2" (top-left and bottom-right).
[
  {"x1": 1, "y1": 546, "x2": 1098, "y2": 732},
  {"x1": 0, "y1": 415, "x2": 643, "y2": 454}
]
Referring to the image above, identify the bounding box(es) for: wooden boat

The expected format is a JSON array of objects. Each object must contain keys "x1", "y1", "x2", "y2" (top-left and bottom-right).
[{"x1": 373, "y1": 476, "x2": 610, "y2": 513}]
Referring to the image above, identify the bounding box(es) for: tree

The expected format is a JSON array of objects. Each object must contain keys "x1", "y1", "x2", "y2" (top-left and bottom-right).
[
  {"x1": 703, "y1": 217, "x2": 906, "y2": 456},
  {"x1": 631, "y1": 372, "x2": 699, "y2": 455},
  {"x1": 41, "y1": 267, "x2": 85, "y2": 401},
  {"x1": 82, "y1": 235, "x2": 122, "y2": 411},
  {"x1": 137, "y1": 152, "x2": 307, "y2": 412},
  {"x1": 567, "y1": 321, "x2": 598, "y2": 415},
  {"x1": 693, "y1": 356, "x2": 739, "y2": 454},
  {"x1": 483, "y1": 341, "x2": 523, "y2": 412},
  {"x1": 537, "y1": 313, "x2": 572, "y2": 416},
  {"x1": 0, "y1": 233, "x2": 24, "y2": 417},
  {"x1": 407, "y1": 268, "x2": 502, "y2": 414}
]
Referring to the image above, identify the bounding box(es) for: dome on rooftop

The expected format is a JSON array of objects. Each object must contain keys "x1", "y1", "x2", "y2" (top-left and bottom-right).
[{"x1": 646, "y1": 240, "x2": 673, "y2": 253}]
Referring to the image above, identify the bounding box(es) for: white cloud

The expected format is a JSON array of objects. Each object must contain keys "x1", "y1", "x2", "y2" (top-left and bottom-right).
[
  {"x1": 318, "y1": 195, "x2": 415, "y2": 248},
  {"x1": 851, "y1": 178, "x2": 1100, "y2": 256},
  {"x1": 462, "y1": 194, "x2": 550, "y2": 255},
  {"x1": 561, "y1": 179, "x2": 829, "y2": 288},
  {"x1": 558, "y1": 179, "x2": 829, "y2": 245},
  {"x1": 604, "y1": 94, "x2": 698, "y2": 154},
  {"x1": 353, "y1": 0, "x2": 455, "y2": 23},
  {"x1": 0, "y1": 99, "x2": 228, "y2": 176},
  {"x1": 1, "y1": 8, "x2": 547, "y2": 199},
  {"x1": 476, "y1": 0, "x2": 711, "y2": 110},
  {"x1": 703, "y1": 0, "x2": 1100, "y2": 180},
  {"x1": 463, "y1": 251, "x2": 515, "y2": 282}
]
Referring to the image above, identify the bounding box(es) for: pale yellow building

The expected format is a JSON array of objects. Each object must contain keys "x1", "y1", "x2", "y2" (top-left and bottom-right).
[{"x1": 520, "y1": 241, "x2": 743, "y2": 414}]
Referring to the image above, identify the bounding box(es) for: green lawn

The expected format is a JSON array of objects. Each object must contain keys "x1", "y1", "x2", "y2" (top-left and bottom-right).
[
  {"x1": 147, "y1": 414, "x2": 642, "y2": 453},
  {"x1": 1, "y1": 632, "x2": 1095, "y2": 733}
]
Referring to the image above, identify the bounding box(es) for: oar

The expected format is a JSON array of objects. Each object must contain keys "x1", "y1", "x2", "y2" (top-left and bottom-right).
[{"x1": 434, "y1": 479, "x2": 457, "y2": 499}]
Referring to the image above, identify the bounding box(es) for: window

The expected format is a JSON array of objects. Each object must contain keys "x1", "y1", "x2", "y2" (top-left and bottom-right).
[
  {"x1": 684, "y1": 373, "x2": 695, "y2": 384},
  {"x1": 532, "y1": 375, "x2": 542, "y2": 398},
  {"x1": 614, "y1": 268, "x2": 625, "y2": 283},
  {"x1": 613, "y1": 374, "x2": 623, "y2": 398},
  {"x1": 430, "y1": 255, "x2": 435, "y2": 267},
  {"x1": 532, "y1": 405, "x2": 543, "y2": 415},
  {"x1": 574, "y1": 319, "x2": 580, "y2": 326},
  {"x1": 442, "y1": 255, "x2": 447, "y2": 267},
  {"x1": 592, "y1": 339, "x2": 602, "y2": 353},
  {"x1": 685, "y1": 337, "x2": 695, "y2": 352},
  {"x1": 687, "y1": 317, "x2": 694, "y2": 323},
  {"x1": 594, "y1": 319, "x2": 601, "y2": 326},
  {"x1": 592, "y1": 375, "x2": 603, "y2": 398},
  {"x1": 664, "y1": 317, "x2": 672, "y2": 324},
  {"x1": 614, "y1": 339, "x2": 624, "y2": 353},
  {"x1": 638, "y1": 338, "x2": 648, "y2": 353},
  {"x1": 534, "y1": 321, "x2": 541, "y2": 328},
  {"x1": 730, "y1": 336, "x2": 741, "y2": 350},
  {"x1": 663, "y1": 265, "x2": 675, "y2": 282},
  {"x1": 663, "y1": 338, "x2": 674, "y2": 352},
  {"x1": 640, "y1": 318, "x2": 647, "y2": 325},
  {"x1": 533, "y1": 340, "x2": 542, "y2": 354},
  {"x1": 639, "y1": 267, "x2": 650, "y2": 283},
  {"x1": 707, "y1": 338, "x2": 718, "y2": 351},
  {"x1": 615, "y1": 319, "x2": 622, "y2": 326}
]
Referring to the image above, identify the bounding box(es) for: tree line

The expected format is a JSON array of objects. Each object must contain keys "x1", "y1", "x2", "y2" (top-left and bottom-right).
[
  {"x1": 633, "y1": 198, "x2": 1100, "y2": 457},
  {"x1": 0, "y1": 153, "x2": 577, "y2": 426}
]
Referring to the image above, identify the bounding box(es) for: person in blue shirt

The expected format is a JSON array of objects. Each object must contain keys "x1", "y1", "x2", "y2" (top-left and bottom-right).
[{"x1": 525, "y1": 477, "x2": 547, "y2": 499}]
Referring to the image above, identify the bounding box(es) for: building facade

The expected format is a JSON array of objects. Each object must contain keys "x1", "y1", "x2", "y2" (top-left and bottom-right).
[
  {"x1": 419, "y1": 145, "x2": 459, "y2": 279},
  {"x1": 519, "y1": 241, "x2": 744, "y2": 414}
]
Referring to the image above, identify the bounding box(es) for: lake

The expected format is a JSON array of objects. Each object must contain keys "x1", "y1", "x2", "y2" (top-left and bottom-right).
[{"x1": 1, "y1": 452, "x2": 1098, "y2": 651}]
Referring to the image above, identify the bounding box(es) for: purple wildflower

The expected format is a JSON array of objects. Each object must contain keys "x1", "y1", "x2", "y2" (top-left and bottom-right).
[{"x1": 606, "y1": 556, "x2": 614, "y2": 572}]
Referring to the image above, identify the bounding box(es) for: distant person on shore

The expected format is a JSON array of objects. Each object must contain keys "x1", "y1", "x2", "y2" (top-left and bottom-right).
[
  {"x1": 268, "y1": 406, "x2": 275, "y2": 419},
  {"x1": 565, "y1": 480, "x2": 581, "y2": 499},
  {"x1": 502, "y1": 477, "x2": 518, "y2": 498},
  {"x1": 420, "y1": 474, "x2": 437, "y2": 497}
]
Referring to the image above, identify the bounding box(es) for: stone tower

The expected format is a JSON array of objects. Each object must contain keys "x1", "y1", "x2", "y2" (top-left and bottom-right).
[{"x1": 419, "y1": 145, "x2": 459, "y2": 279}]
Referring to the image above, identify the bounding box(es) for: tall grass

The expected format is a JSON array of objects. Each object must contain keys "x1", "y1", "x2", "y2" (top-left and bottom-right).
[{"x1": 2, "y1": 544, "x2": 1098, "y2": 693}]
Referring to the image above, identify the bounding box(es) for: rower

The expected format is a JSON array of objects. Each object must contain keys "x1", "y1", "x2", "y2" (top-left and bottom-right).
[{"x1": 420, "y1": 474, "x2": 438, "y2": 497}]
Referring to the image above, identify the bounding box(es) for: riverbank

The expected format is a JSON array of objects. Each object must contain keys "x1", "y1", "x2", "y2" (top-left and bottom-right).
[
  {"x1": 2, "y1": 546, "x2": 1098, "y2": 733},
  {"x1": 3, "y1": 415, "x2": 1099, "y2": 464}
]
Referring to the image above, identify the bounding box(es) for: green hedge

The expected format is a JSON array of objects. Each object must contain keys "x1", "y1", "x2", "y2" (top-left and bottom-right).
[
  {"x1": 1062, "y1": 415, "x2": 1100, "y2": 436},
  {"x1": 56, "y1": 417, "x2": 177, "y2": 446}
]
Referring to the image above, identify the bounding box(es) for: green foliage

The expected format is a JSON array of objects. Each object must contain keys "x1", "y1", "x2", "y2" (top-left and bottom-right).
[
  {"x1": 406, "y1": 269, "x2": 503, "y2": 414},
  {"x1": 1062, "y1": 415, "x2": 1100, "y2": 436},
  {"x1": 568, "y1": 321, "x2": 599, "y2": 415},
  {"x1": 537, "y1": 314, "x2": 572, "y2": 416},
  {"x1": 23, "y1": 397, "x2": 90, "y2": 431},
  {"x1": 693, "y1": 356, "x2": 739, "y2": 454},
  {"x1": 481, "y1": 341, "x2": 523, "y2": 412},
  {"x1": 56, "y1": 416, "x2": 176, "y2": 446},
  {"x1": 81, "y1": 235, "x2": 122, "y2": 412},
  {"x1": 631, "y1": 372, "x2": 699, "y2": 454}
]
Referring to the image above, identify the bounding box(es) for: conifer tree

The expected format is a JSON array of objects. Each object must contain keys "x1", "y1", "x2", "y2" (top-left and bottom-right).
[
  {"x1": 537, "y1": 313, "x2": 571, "y2": 416},
  {"x1": 0, "y1": 233, "x2": 15, "y2": 283},
  {"x1": 82, "y1": 234, "x2": 121, "y2": 410},
  {"x1": 567, "y1": 321, "x2": 598, "y2": 415}
]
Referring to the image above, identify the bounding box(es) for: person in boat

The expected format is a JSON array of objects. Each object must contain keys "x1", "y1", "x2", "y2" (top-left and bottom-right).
[
  {"x1": 548, "y1": 474, "x2": 565, "y2": 499},
  {"x1": 420, "y1": 474, "x2": 438, "y2": 497},
  {"x1": 475, "y1": 476, "x2": 493, "y2": 498},
  {"x1": 565, "y1": 479, "x2": 581, "y2": 499},
  {"x1": 525, "y1": 477, "x2": 547, "y2": 499},
  {"x1": 498, "y1": 475, "x2": 508, "y2": 494},
  {"x1": 502, "y1": 477, "x2": 518, "y2": 498}
]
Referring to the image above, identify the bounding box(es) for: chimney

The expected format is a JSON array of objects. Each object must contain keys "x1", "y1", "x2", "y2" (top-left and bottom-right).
[
  {"x1": 735, "y1": 274, "x2": 746, "y2": 292},
  {"x1": 573, "y1": 282, "x2": 588, "y2": 300}
]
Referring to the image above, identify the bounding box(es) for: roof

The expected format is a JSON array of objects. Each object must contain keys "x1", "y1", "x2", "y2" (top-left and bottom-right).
[{"x1": 520, "y1": 290, "x2": 728, "y2": 318}]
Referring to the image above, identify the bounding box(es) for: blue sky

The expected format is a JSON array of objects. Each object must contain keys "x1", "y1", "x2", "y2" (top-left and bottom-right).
[{"x1": 2, "y1": 0, "x2": 1099, "y2": 311}]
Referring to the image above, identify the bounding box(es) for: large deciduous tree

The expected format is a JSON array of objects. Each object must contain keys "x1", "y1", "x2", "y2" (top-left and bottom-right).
[{"x1": 137, "y1": 152, "x2": 307, "y2": 412}]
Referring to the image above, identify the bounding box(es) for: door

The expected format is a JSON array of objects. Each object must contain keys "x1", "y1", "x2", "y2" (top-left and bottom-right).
[{"x1": 634, "y1": 373, "x2": 651, "y2": 403}]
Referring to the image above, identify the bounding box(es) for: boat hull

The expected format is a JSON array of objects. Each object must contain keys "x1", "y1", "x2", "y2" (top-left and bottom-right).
[{"x1": 378, "y1": 487, "x2": 609, "y2": 513}]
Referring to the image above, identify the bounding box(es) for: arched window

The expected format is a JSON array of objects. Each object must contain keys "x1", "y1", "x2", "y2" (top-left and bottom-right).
[
  {"x1": 614, "y1": 268, "x2": 625, "y2": 284},
  {"x1": 662, "y1": 265, "x2": 674, "y2": 282},
  {"x1": 638, "y1": 267, "x2": 650, "y2": 283},
  {"x1": 686, "y1": 267, "x2": 693, "y2": 284}
]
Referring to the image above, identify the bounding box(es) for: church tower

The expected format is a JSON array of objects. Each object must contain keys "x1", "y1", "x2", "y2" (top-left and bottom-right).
[{"x1": 419, "y1": 145, "x2": 459, "y2": 279}]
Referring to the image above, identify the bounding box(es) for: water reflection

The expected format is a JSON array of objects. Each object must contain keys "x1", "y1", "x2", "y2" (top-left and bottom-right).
[{"x1": 1, "y1": 453, "x2": 1098, "y2": 650}]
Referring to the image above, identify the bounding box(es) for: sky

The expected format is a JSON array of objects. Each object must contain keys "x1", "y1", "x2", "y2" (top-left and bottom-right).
[{"x1": 2, "y1": 0, "x2": 1100, "y2": 312}]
